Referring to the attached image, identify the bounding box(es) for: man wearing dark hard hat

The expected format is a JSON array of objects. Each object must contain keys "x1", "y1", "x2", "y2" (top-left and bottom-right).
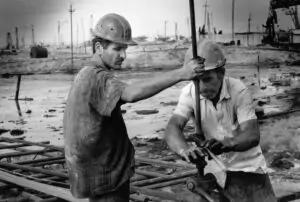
[
  {"x1": 164, "y1": 40, "x2": 277, "y2": 202},
  {"x1": 63, "y1": 13, "x2": 205, "y2": 202}
]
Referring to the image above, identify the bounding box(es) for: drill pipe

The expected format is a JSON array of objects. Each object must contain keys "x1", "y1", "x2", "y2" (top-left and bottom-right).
[
  {"x1": 131, "y1": 186, "x2": 203, "y2": 202},
  {"x1": 132, "y1": 169, "x2": 197, "y2": 186},
  {"x1": 135, "y1": 157, "x2": 195, "y2": 169},
  {"x1": 144, "y1": 178, "x2": 187, "y2": 189}
]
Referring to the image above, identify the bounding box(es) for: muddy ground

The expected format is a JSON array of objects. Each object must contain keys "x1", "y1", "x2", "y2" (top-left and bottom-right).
[{"x1": 1, "y1": 42, "x2": 300, "y2": 200}]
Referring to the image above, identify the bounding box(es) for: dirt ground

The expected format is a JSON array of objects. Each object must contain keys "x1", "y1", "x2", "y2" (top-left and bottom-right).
[{"x1": 1, "y1": 42, "x2": 300, "y2": 200}]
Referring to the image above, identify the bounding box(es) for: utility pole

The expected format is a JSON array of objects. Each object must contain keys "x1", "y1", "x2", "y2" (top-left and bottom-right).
[
  {"x1": 187, "y1": 16, "x2": 190, "y2": 37},
  {"x1": 164, "y1": 20, "x2": 168, "y2": 37},
  {"x1": 58, "y1": 21, "x2": 60, "y2": 46},
  {"x1": 69, "y1": 4, "x2": 75, "y2": 68},
  {"x1": 21, "y1": 36, "x2": 25, "y2": 48},
  {"x1": 247, "y1": 12, "x2": 252, "y2": 46},
  {"x1": 90, "y1": 14, "x2": 94, "y2": 41},
  {"x1": 203, "y1": 1, "x2": 209, "y2": 27},
  {"x1": 211, "y1": 12, "x2": 214, "y2": 32},
  {"x1": 31, "y1": 24, "x2": 35, "y2": 46},
  {"x1": 232, "y1": 0, "x2": 235, "y2": 42},
  {"x1": 81, "y1": 18, "x2": 87, "y2": 54},
  {"x1": 77, "y1": 23, "x2": 79, "y2": 47},
  {"x1": 15, "y1": 26, "x2": 19, "y2": 49},
  {"x1": 175, "y1": 22, "x2": 178, "y2": 40},
  {"x1": 207, "y1": 12, "x2": 211, "y2": 33}
]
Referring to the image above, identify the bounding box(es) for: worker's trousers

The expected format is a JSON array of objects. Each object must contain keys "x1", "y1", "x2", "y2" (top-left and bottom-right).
[
  {"x1": 89, "y1": 181, "x2": 129, "y2": 202},
  {"x1": 224, "y1": 171, "x2": 277, "y2": 202}
]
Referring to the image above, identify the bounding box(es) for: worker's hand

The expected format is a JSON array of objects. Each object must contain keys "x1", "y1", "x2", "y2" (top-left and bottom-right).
[
  {"x1": 221, "y1": 137, "x2": 235, "y2": 153},
  {"x1": 178, "y1": 145, "x2": 206, "y2": 163},
  {"x1": 180, "y1": 57, "x2": 205, "y2": 80},
  {"x1": 201, "y1": 138, "x2": 235, "y2": 156},
  {"x1": 201, "y1": 139, "x2": 224, "y2": 156}
]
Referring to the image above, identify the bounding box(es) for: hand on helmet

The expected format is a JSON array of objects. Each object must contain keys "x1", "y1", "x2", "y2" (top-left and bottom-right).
[{"x1": 181, "y1": 56, "x2": 205, "y2": 80}]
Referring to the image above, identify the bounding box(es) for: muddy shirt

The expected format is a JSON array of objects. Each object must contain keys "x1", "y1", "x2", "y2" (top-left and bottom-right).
[
  {"x1": 174, "y1": 77, "x2": 267, "y2": 173},
  {"x1": 63, "y1": 54, "x2": 135, "y2": 198}
]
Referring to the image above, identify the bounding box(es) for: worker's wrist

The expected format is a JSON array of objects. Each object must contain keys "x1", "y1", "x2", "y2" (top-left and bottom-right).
[
  {"x1": 176, "y1": 145, "x2": 190, "y2": 156},
  {"x1": 178, "y1": 148, "x2": 185, "y2": 156},
  {"x1": 174, "y1": 68, "x2": 186, "y2": 82},
  {"x1": 226, "y1": 138, "x2": 236, "y2": 151}
]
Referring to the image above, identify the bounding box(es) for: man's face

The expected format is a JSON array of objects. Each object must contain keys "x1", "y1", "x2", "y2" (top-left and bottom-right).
[
  {"x1": 101, "y1": 42, "x2": 128, "y2": 70},
  {"x1": 199, "y1": 70, "x2": 223, "y2": 100}
]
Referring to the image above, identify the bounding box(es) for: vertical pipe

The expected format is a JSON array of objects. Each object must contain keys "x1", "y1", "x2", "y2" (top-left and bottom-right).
[
  {"x1": 257, "y1": 54, "x2": 260, "y2": 87},
  {"x1": 232, "y1": 0, "x2": 235, "y2": 42},
  {"x1": 15, "y1": 27, "x2": 19, "y2": 50},
  {"x1": 164, "y1": 21, "x2": 167, "y2": 37},
  {"x1": 15, "y1": 100, "x2": 22, "y2": 117},
  {"x1": 187, "y1": 17, "x2": 190, "y2": 37},
  {"x1": 81, "y1": 18, "x2": 87, "y2": 54},
  {"x1": 31, "y1": 25, "x2": 35, "y2": 46},
  {"x1": 204, "y1": 1, "x2": 207, "y2": 27},
  {"x1": 70, "y1": 4, "x2": 74, "y2": 68},
  {"x1": 189, "y1": 0, "x2": 203, "y2": 139},
  {"x1": 58, "y1": 21, "x2": 60, "y2": 46},
  {"x1": 15, "y1": 75, "x2": 22, "y2": 100},
  {"x1": 77, "y1": 23, "x2": 79, "y2": 47}
]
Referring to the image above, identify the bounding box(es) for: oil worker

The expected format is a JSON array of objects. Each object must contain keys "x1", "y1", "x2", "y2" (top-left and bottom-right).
[
  {"x1": 63, "y1": 13, "x2": 205, "y2": 202},
  {"x1": 164, "y1": 39, "x2": 277, "y2": 202}
]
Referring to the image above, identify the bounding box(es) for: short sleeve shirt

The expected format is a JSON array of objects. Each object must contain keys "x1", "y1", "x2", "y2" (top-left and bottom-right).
[
  {"x1": 174, "y1": 77, "x2": 267, "y2": 173},
  {"x1": 63, "y1": 54, "x2": 135, "y2": 198}
]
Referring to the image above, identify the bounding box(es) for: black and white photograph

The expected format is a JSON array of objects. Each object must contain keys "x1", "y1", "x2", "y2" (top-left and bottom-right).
[{"x1": 1, "y1": 0, "x2": 300, "y2": 201}]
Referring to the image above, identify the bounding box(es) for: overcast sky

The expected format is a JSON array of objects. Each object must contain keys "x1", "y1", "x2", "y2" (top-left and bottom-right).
[{"x1": 0, "y1": 0, "x2": 296, "y2": 46}]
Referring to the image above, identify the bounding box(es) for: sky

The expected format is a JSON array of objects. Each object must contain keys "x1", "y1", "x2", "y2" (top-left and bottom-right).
[{"x1": 0, "y1": 0, "x2": 296, "y2": 47}]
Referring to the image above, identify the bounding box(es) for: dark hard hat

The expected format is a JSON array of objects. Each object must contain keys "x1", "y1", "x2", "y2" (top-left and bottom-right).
[
  {"x1": 184, "y1": 39, "x2": 226, "y2": 71},
  {"x1": 92, "y1": 13, "x2": 137, "y2": 46}
]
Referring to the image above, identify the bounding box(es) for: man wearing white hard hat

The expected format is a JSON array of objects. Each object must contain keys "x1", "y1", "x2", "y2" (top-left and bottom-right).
[
  {"x1": 164, "y1": 39, "x2": 277, "y2": 202},
  {"x1": 63, "y1": 13, "x2": 205, "y2": 202}
]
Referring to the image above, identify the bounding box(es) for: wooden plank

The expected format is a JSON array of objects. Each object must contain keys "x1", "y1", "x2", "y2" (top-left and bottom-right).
[
  {"x1": 0, "y1": 143, "x2": 29, "y2": 150},
  {"x1": 0, "y1": 149, "x2": 57, "y2": 158},
  {"x1": 0, "y1": 170, "x2": 88, "y2": 202},
  {"x1": 0, "y1": 137, "x2": 25, "y2": 143},
  {"x1": 30, "y1": 159, "x2": 65, "y2": 167},
  {"x1": 38, "y1": 198, "x2": 60, "y2": 202},
  {"x1": 0, "y1": 162, "x2": 68, "y2": 178},
  {"x1": 12, "y1": 147, "x2": 56, "y2": 158},
  {"x1": 0, "y1": 141, "x2": 50, "y2": 150},
  {"x1": 16, "y1": 156, "x2": 65, "y2": 165},
  {"x1": 0, "y1": 137, "x2": 63, "y2": 151}
]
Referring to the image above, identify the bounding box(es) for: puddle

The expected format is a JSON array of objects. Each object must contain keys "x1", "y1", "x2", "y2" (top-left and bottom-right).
[
  {"x1": 135, "y1": 109, "x2": 159, "y2": 115},
  {"x1": 10, "y1": 129, "x2": 25, "y2": 136},
  {"x1": 0, "y1": 129, "x2": 10, "y2": 135}
]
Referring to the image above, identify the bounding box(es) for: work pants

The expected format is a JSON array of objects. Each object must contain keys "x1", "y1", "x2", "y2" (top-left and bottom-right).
[
  {"x1": 89, "y1": 181, "x2": 130, "y2": 202},
  {"x1": 224, "y1": 171, "x2": 277, "y2": 202}
]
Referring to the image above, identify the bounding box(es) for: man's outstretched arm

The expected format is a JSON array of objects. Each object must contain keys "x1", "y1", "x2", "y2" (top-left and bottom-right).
[{"x1": 121, "y1": 58, "x2": 204, "y2": 103}]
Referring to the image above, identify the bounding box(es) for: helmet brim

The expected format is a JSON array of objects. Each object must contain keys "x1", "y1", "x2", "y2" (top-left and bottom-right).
[{"x1": 91, "y1": 30, "x2": 138, "y2": 46}]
